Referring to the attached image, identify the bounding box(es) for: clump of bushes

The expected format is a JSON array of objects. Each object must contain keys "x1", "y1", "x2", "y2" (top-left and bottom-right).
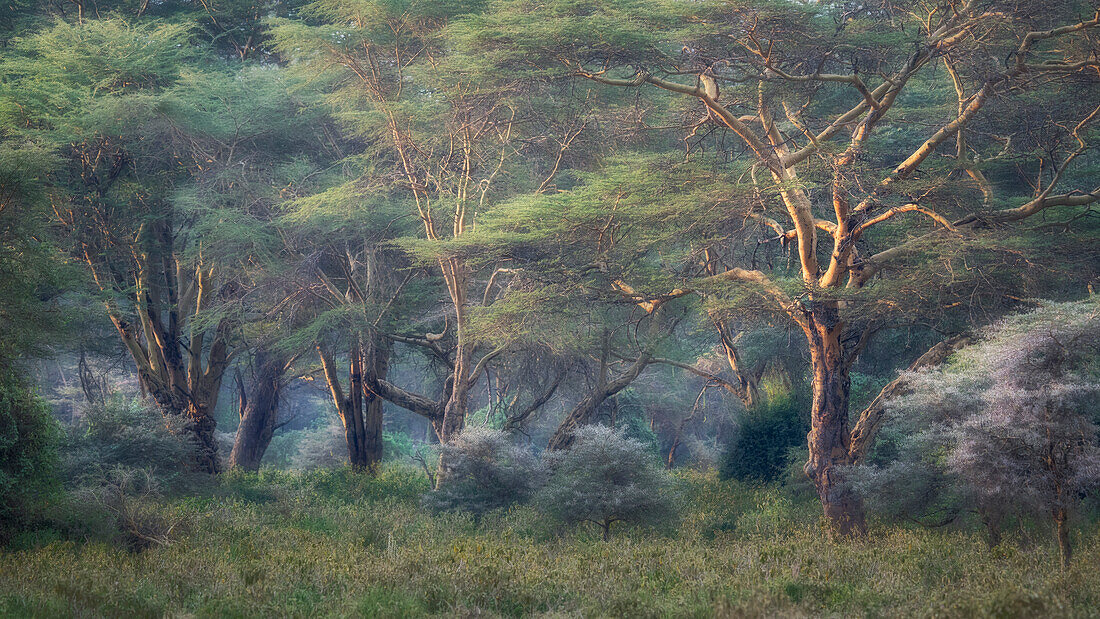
[
  {"x1": 55, "y1": 397, "x2": 203, "y2": 547},
  {"x1": 424, "y1": 425, "x2": 679, "y2": 539},
  {"x1": 63, "y1": 396, "x2": 202, "y2": 489},
  {"x1": 423, "y1": 427, "x2": 544, "y2": 516},
  {"x1": 721, "y1": 389, "x2": 808, "y2": 483},
  {"x1": 72, "y1": 468, "x2": 188, "y2": 550},
  {"x1": 0, "y1": 366, "x2": 59, "y2": 542},
  {"x1": 537, "y1": 425, "x2": 679, "y2": 540},
  {"x1": 851, "y1": 299, "x2": 1100, "y2": 567}
]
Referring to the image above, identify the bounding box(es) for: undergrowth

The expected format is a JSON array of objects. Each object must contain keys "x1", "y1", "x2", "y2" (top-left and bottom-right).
[{"x1": 1, "y1": 466, "x2": 1098, "y2": 618}]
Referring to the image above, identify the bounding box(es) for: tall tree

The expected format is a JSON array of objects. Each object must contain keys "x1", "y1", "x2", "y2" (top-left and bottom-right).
[
  {"x1": 5, "y1": 20, "x2": 313, "y2": 471},
  {"x1": 460, "y1": 0, "x2": 1100, "y2": 534},
  {"x1": 271, "y1": 1, "x2": 525, "y2": 446}
]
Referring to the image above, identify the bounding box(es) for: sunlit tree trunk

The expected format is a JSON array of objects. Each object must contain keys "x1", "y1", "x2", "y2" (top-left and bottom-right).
[
  {"x1": 802, "y1": 302, "x2": 865, "y2": 537},
  {"x1": 437, "y1": 258, "x2": 471, "y2": 445}
]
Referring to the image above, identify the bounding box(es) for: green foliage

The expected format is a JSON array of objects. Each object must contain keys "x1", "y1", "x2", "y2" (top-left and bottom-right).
[
  {"x1": 721, "y1": 389, "x2": 810, "y2": 484},
  {"x1": 0, "y1": 366, "x2": 60, "y2": 542},
  {"x1": 62, "y1": 397, "x2": 203, "y2": 491},
  {"x1": 607, "y1": 389, "x2": 660, "y2": 454}
]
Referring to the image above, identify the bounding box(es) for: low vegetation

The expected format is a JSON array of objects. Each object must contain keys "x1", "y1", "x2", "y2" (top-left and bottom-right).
[{"x1": 3, "y1": 467, "x2": 1100, "y2": 618}]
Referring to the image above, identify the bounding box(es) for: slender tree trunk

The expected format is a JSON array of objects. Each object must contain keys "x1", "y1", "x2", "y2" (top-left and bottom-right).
[
  {"x1": 712, "y1": 318, "x2": 763, "y2": 409},
  {"x1": 548, "y1": 318, "x2": 660, "y2": 451},
  {"x1": 1054, "y1": 505, "x2": 1071, "y2": 569},
  {"x1": 802, "y1": 302, "x2": 866, "y2": 537},
  {"x1": 437, "y1": 259, "x2": 471, "y2": 446},
  {"x1": 668, "y1": 384, "x2": 707, "y2": 470},
  {"x1": 229, "y1": 351, "x2": 285, "y2": 471}
]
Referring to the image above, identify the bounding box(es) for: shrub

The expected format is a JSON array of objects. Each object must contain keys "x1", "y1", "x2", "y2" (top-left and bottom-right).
[
  {"x1": 288, "y1": 420, "x2": 347, "y2": 471},
  {"x1": 0, "y1": 366, "x2": 60, "y2": 541},
  {"x1": 721, "y1": 390, "x2": 809, "y2": 483},
  {"x1": 423, "y1": 428, "x2": 544, "y2": 516},
  {"x1": 852, "y1": 299, "x2": 1100, "y2": 566},
  {"x1": 72, "y1": 468, "x2": 188, "y2": 551},
  {"x1": 536, "y1": 425, "x2": 678, "y2": 540},
  {"x1": 63, "y1": 396, "x2": 202, "y2": 491}
]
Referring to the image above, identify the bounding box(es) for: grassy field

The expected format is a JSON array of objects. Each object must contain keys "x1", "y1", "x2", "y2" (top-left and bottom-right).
[{"x1": 1, "y1": 467, "x2": 1098, "y2": 618}]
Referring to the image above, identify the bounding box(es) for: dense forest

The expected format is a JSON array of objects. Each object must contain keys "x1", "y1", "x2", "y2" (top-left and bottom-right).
[{"x1": 1, "y1": 0, "x2": 1099, "y2": 615}]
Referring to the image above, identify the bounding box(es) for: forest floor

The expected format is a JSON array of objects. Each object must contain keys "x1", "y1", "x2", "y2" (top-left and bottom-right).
[{"x1": 1, "y1": 467, "x2": 1098, "y2": 618}]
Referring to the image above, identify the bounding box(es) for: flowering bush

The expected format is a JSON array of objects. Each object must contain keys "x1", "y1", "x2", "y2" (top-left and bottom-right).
[
  {"x1": 423, "y1": 427, "x2": 544, "y2": 516},
  {"x1": 536, "y1": 425, "x2": 679, "y2": 540},
  {"x1": 852, "y1": 299, "x2": 1100, "y2": 567}
]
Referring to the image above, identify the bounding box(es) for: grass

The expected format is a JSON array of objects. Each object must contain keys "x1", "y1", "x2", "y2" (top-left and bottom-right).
[{"x1": 1, "y1": 466, "x2": 1098, "y2": 617}]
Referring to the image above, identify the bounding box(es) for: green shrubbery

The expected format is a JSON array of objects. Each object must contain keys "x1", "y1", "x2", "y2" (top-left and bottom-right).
[
  {"x1": 0, "y1": 367, "x2": 59, "y2": 541},
  {"x1": 3, "y1": 466, "x2": 1099, "y2": 617},
  {"x1": 423, "y1": 428, "x2": 545, "y2": 516},
  {"x1": 62, "y1": 396, "x2": 202, "y2": 490},
  {"x1": 424, "y1": 425, "x2": 679, "y2": 538},
  {"x1": 28, "y1": 397, "x2": 207, "y2": 549},
  {"x1": 721, "y1": 389, "x2": 809, "y2": 483},
  {"x1": 537, "y1": 426, "x2": 679, "y2": 540}
]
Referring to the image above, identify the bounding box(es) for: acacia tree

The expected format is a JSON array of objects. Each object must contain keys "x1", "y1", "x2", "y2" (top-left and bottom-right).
[
  {"x1": 463, "y1": 0, "x2": 1100, "y2": 534},
  {"x1": 5, "y1": 20, "x2": 311, "y2": 471},
  {"x1": 3, "y1": 20, "x2": 228, "y2": 471},
  {"x1": 271, "y1": 1, "x2": 529, "y2": 447}
]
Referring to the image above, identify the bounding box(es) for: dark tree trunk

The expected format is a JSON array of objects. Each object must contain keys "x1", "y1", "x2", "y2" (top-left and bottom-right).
[
  {"x1": 356, "y1": 332, "x2": 390, "y2": 471},
  {"x1": 228, "y1": 352, "x2": 285, "y2": 471},
  {"x1": 187, "y1": 404, "x2": 223, "y2": 474},
  {"x1": 319, "y1": 332, "x2": 392, "y2": 474},
  {"x1": 802, "y1": 302, "x2": 866, "y2": 537},
  {"x1": 547, "y1": 391, "x2": 606, "y2": 451},
  {"x1": 547, "y1": 326, "x2": 657, "y2": 451},
  {"x1": 141, "y1": 377, "x2": 223, "y2": 474},
  {"x1": 981, "y1": 509, "x2": 1003, "y2": 549}
]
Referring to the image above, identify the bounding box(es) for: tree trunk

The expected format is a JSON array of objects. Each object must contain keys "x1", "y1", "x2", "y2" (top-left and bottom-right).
[
  {"x1": 358, "y1": 332, "x2": 390, "y2": 471},
  {"x1": 1054, "y1": 506, "x2": 1071, "y2": 569},
  {"x1": 228, "y1": 352, "x2": 285, "y2": 471},
  {"x1": 802, "y1": 302, "x2": 866, "y2": 537},
  {"x1": 548, "y1": 320, "x2": 659, "y2": 451},
  {"x1": 185, "y1": 402, "x2": 223, "y2": 474},
  {"x1": 712, "y1": 318, "x2": 763, "y2": 409},
  {"x1": 547, "y1": 391, "x2": 606, "y2": 451},
  {"x1": 139, "y1": 374, "x2": 222, "y2": 474},
  {"x1": 437, "y1": 259, "x2": 472, "y2": 446},
  {"x1": 981, "y1": 509, "x2": 1003, "y2": 549},
  {"x1": 319, "y1": 334, "x2": 391, "y2": 474}
]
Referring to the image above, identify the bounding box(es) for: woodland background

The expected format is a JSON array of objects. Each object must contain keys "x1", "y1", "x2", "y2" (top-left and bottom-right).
[{"x1": 1, "y1": 0, "x2": 1100, "y2": 616}]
